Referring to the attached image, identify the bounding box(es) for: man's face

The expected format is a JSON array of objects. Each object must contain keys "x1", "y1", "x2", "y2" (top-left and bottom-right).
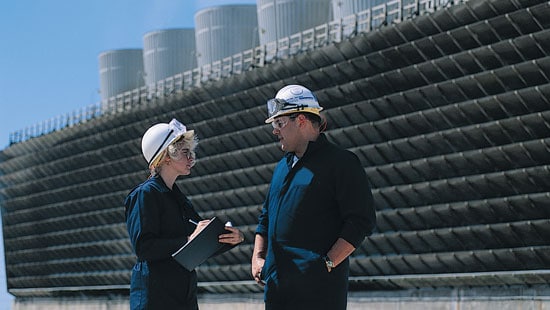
[{"x1": 271, "y1": 115, "x2": 298, "y2": 152}]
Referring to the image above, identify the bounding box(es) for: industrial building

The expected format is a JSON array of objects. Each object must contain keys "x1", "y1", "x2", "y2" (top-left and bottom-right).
[{"x1": 1, "y1": 0, "x2": 550, "y2": 308}]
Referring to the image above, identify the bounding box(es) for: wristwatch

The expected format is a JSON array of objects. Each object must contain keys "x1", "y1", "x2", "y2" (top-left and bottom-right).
[{"x1": 323, "y1": 255, "x2": 334, "y2": 272}]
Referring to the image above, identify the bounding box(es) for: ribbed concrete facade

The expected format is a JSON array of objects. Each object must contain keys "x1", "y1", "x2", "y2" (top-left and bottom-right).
[{"x1": 1, "y1": 0, "x2": 550, "y2": 308}]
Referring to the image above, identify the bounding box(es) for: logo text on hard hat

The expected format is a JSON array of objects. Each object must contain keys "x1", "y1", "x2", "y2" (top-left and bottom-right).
[{"x1": 289, "y1": 88, "x2": 304, "y2": 95}]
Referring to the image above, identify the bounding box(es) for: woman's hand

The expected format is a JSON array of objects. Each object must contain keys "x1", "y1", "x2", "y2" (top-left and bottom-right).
[
  {"x1": 188, "y1": 219, "x2": 210, "y2": 241},
  {"x1": 218, "y1": 226, "x2": 244, "y2": 245}
]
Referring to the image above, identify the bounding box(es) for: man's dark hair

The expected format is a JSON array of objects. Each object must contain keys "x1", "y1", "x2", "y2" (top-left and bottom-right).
[
  {"x1": 299, "y1": 113, "x2": 321, "y2": 125},
  {"x1": 292, "y1": 112, "x2": 326, "y2": 132}
]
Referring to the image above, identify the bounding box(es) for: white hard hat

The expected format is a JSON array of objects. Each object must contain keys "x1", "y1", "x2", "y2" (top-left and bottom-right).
[
  {"x1": 141, "y1": 118, "x2": 192, "y2": 166},
  {"x1": 265, "y1": 85, "x2": 323, "y2": 123}
]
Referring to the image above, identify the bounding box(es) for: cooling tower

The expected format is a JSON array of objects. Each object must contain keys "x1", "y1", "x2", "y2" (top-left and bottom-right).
[
  {"x1": 331, "y1": 0, "x2": 370, "y2": 19},
  {"x1": 143, "y1": 28, "x2": 197, "y2": 86},
  {"x1": 194, "y1": 4, "x2": 259, "y2": 67},
  {"x1": 98, "y1": 49, "x2": 145, "y2": 101},
  {"x1": 257, "y1": 0, "x2": 332, "y2": 45}
]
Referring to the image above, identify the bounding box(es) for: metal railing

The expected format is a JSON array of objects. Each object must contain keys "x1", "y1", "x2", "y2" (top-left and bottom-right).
[{"x1": 8, "y1": 0, "x2": 462, "y2": 146}]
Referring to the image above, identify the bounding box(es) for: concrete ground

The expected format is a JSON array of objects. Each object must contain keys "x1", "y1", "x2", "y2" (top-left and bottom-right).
[{"x1": 10, "y1": 286, "x2": 550, "y2": 310}]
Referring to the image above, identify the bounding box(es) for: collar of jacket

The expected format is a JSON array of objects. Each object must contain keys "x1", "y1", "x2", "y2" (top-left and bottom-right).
[
  {"x1": 150, "y1": 175, "x2": 171, "y2": 192},
  {"x1": 284, "y1": 133, "x2": 328, "y2": 167}
]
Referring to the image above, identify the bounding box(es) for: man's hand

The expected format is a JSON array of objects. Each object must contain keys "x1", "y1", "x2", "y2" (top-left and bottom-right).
[
  {"x1": 251, "y1": 234, "x2": 267, "y2": 286},
  {"x1": 251, "y1": 256, "x2": 265, "y2": 286}
]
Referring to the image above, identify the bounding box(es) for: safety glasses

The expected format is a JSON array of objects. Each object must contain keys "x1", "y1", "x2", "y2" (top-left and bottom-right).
[
  {"x1": 271, "y1": 114, "x2": 297, "y2": 130},
  {"x1": 168, "y1": 141, "x2": 195, "y2": 161}
]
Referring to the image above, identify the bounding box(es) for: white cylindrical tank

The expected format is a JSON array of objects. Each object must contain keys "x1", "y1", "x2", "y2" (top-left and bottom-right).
[
  {"x1": 332, "y1": 0, "x2": 371, "y2": 19},
  {"x1": 142, "y1": 28, "x2": 197, "y2": 86},
  {"x1": 98, "y1": 49, "x2": 144, "y2": 101},
  {"x1": 194, "y1": 4, "x2": 259, "y2": 67},
  {"x1": 257, "y1": 0, "x2": 332, "y2": 46}
]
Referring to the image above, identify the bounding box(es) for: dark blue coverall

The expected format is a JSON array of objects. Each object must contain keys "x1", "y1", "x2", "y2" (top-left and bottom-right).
[
  {"x1": 256, "y1": 134, "x2": 377, "y2": 310},
  {"x1": 125, "y1": 175, "x2": 202, "y2": 310}
]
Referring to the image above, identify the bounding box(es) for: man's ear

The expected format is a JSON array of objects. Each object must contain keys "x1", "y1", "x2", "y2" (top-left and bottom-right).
[{"x1": 297, "y1": 114, "x2": 307, "y2": 126}]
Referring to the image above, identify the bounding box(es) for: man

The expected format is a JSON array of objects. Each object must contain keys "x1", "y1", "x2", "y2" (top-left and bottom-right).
[{"x1": 251, "y1": 85, "x2": 377, "y2": 309}]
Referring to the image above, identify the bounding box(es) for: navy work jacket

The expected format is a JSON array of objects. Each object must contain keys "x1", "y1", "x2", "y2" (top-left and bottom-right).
[
  {"x1": 125, "y1": 175, "x2": 202, "y2": 309},
  {"x1": 256, "y1": 134, "x2": 376, "y2": 309}
]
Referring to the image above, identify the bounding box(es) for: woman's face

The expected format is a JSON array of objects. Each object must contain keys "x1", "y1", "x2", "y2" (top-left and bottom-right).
[{"x1": 167, "y1": 141, "x2": 195, "y2": 175}]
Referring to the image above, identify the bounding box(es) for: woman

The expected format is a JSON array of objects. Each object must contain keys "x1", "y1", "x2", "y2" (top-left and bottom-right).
[{"x1": 125, "y1": 118, "x2": 244, "y2": 309}]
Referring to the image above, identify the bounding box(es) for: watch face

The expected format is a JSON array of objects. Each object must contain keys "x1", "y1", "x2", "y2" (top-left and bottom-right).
[{"x1": 324, "y1": 256, "x2": 334, "y2": 267}]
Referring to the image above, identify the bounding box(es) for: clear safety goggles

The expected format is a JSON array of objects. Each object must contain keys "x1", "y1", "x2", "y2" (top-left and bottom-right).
[
  {"x1": 267, "y1": 98, "x2": 309, "y2": 118},
  {"x1": 169, "y1": 118, "x2": 187, "y2": 136}
]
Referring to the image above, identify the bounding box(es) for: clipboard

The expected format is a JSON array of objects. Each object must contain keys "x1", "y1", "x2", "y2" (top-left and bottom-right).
[{"x1": 172, "y1": 217, "x2": 227, "y2": 271}]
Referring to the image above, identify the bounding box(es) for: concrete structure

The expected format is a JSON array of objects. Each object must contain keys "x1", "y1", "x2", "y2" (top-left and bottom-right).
[
  {"x1": 11, "y1": 288, "x2": 550, "y2": 309},
  {"x1": 194, "y1": 4, "x2": 258, "y2": 67},
  {"x1": 142, "y1": 28, "x2": 197, "y2": 86}
]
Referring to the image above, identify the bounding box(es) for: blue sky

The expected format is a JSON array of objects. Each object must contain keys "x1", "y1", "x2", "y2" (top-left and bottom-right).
[
  {"x1": 0, "y1": 0, "x2": 256, "y2": 150},
  {"x1": 0, "y1": 0, "x2": 255, "y2": 306}
]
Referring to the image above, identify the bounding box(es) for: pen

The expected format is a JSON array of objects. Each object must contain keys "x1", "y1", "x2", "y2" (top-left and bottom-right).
[{"x1": 188, "y1": 219, "x2": 198, "y2": 225}]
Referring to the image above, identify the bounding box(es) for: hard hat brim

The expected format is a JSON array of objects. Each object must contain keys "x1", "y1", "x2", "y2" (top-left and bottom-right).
[{"x1": 265, "y1": 108, "x2": 322, "y2": 123}]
